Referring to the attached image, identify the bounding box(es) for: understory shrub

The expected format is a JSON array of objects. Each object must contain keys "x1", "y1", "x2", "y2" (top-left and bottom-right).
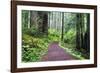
[
  {"x1": 64, "y1": 28, "x2": 76, "y2": 44},
  {"x1": 61, "y1": 28, "x2": 76, "y2": 48},
  {"x1": 22, "y1": 28, "x2": 61, "y2": 62},
  {"x1": 48, "y1": 29, "x2": 60, "y2": 42},
  {"x1": 22, "y1": 34, "x2": 48, "y2": 62}
]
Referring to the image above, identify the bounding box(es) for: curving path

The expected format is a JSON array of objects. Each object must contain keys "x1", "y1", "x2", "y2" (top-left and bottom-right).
[{"x1": 41, "y1": 42, "x2": 77, "y2": 61}]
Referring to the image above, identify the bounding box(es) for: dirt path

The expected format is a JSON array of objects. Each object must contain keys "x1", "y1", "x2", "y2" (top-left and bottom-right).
[{"x1": 41, "y1": 42, "x2": 77, "y2": 61}]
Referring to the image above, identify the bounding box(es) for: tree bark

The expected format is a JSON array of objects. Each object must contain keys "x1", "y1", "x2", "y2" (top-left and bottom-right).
[
  {"x1": 28, "y1": 11, "x2": 31, "y2": 29},
  {"x1": 61, "y1": 12, "x2": 64, "y2": 41},
  {"x1": 42, "y1": 13, "x2": 48, "y2": 34},
  {"x1": 76, "y1": 14, "x2": 81, "y2": 49}
]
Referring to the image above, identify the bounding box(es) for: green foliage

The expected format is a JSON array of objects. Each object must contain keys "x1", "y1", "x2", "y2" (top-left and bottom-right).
[
  {"x1": 22, "y1": 10, "x2": 29, "y2": 28},
  {"x1": 22, "y1": 25, "x2": 38, "y2": 36},
  {"x1": 22, "y1": 34, "x2": 48, "y2": 62},
  {"x1": 60, "y1": 45, "x2": 85, "y2": 60},
  {"x1": 22, "y1": 28, "x2": 62, "y2": 62},
  {"x1": 61, "y1": 28, "x2": 76, "y2": 49},
  {"x1": 64, "y1": 28, "x2": 76, "y2": 44},
  {"x1": 22, "y1": 47, "x2": 41, "y2": 62},
  {"x1": 48, "y1": 29, "x2": 60, "y2": 42},
  {"x1": 22, "y1": 10, "x2": 89, "y2": 62}
]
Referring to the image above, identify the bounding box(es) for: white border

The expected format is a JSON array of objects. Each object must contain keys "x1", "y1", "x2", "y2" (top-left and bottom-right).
[{"x1": 17, "y1": 5, "x2": 94, "y2": 68}]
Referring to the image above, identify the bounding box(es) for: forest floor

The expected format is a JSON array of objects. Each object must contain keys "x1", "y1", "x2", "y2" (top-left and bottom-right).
[{"x1": 41, "y1": 42, "x2": 77, "y2": 61}]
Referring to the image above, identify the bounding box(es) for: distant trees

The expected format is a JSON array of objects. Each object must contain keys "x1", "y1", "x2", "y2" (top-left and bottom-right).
[
  {"x1": 22, "y1": 10, "x2": 90, "y2": 49},
  {"x1": 48, "y1": 12, "x2": 62, "y2": 31},
  {"x1": 22, "y1": 10, "x2": 90, "y2": 58}
]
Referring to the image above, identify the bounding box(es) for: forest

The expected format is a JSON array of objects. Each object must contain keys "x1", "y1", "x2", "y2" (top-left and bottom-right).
[{"x1": 22, "y1": 10, "x2": 90, "y2": 62}]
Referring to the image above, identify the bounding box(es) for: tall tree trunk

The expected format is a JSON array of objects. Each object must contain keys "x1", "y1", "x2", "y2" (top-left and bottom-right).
[
  {"x1": 76, "y1": 14, "x2": 81, "y2": 49},
  {"x1": 84, "y1": 14, "x2": 90, "y2": 52},
  {"x1": 48, "y1": 12, "x2": 50, "y2": 29},
  {"x1": 28, "y1": 11, "x2": 31, "y2": 29},
  {"x1": 80, "y1": 14, "x2": 84, "y2": 49},
  {"x1": 42, "y1": 13, "x2": 48, "y2": 34},
  {"x1": 61, "y1": 12, "x2": 64, "y2": 41},
  {"x1": 30, "y1": 11, "x2": 38, "y2": 28}
]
